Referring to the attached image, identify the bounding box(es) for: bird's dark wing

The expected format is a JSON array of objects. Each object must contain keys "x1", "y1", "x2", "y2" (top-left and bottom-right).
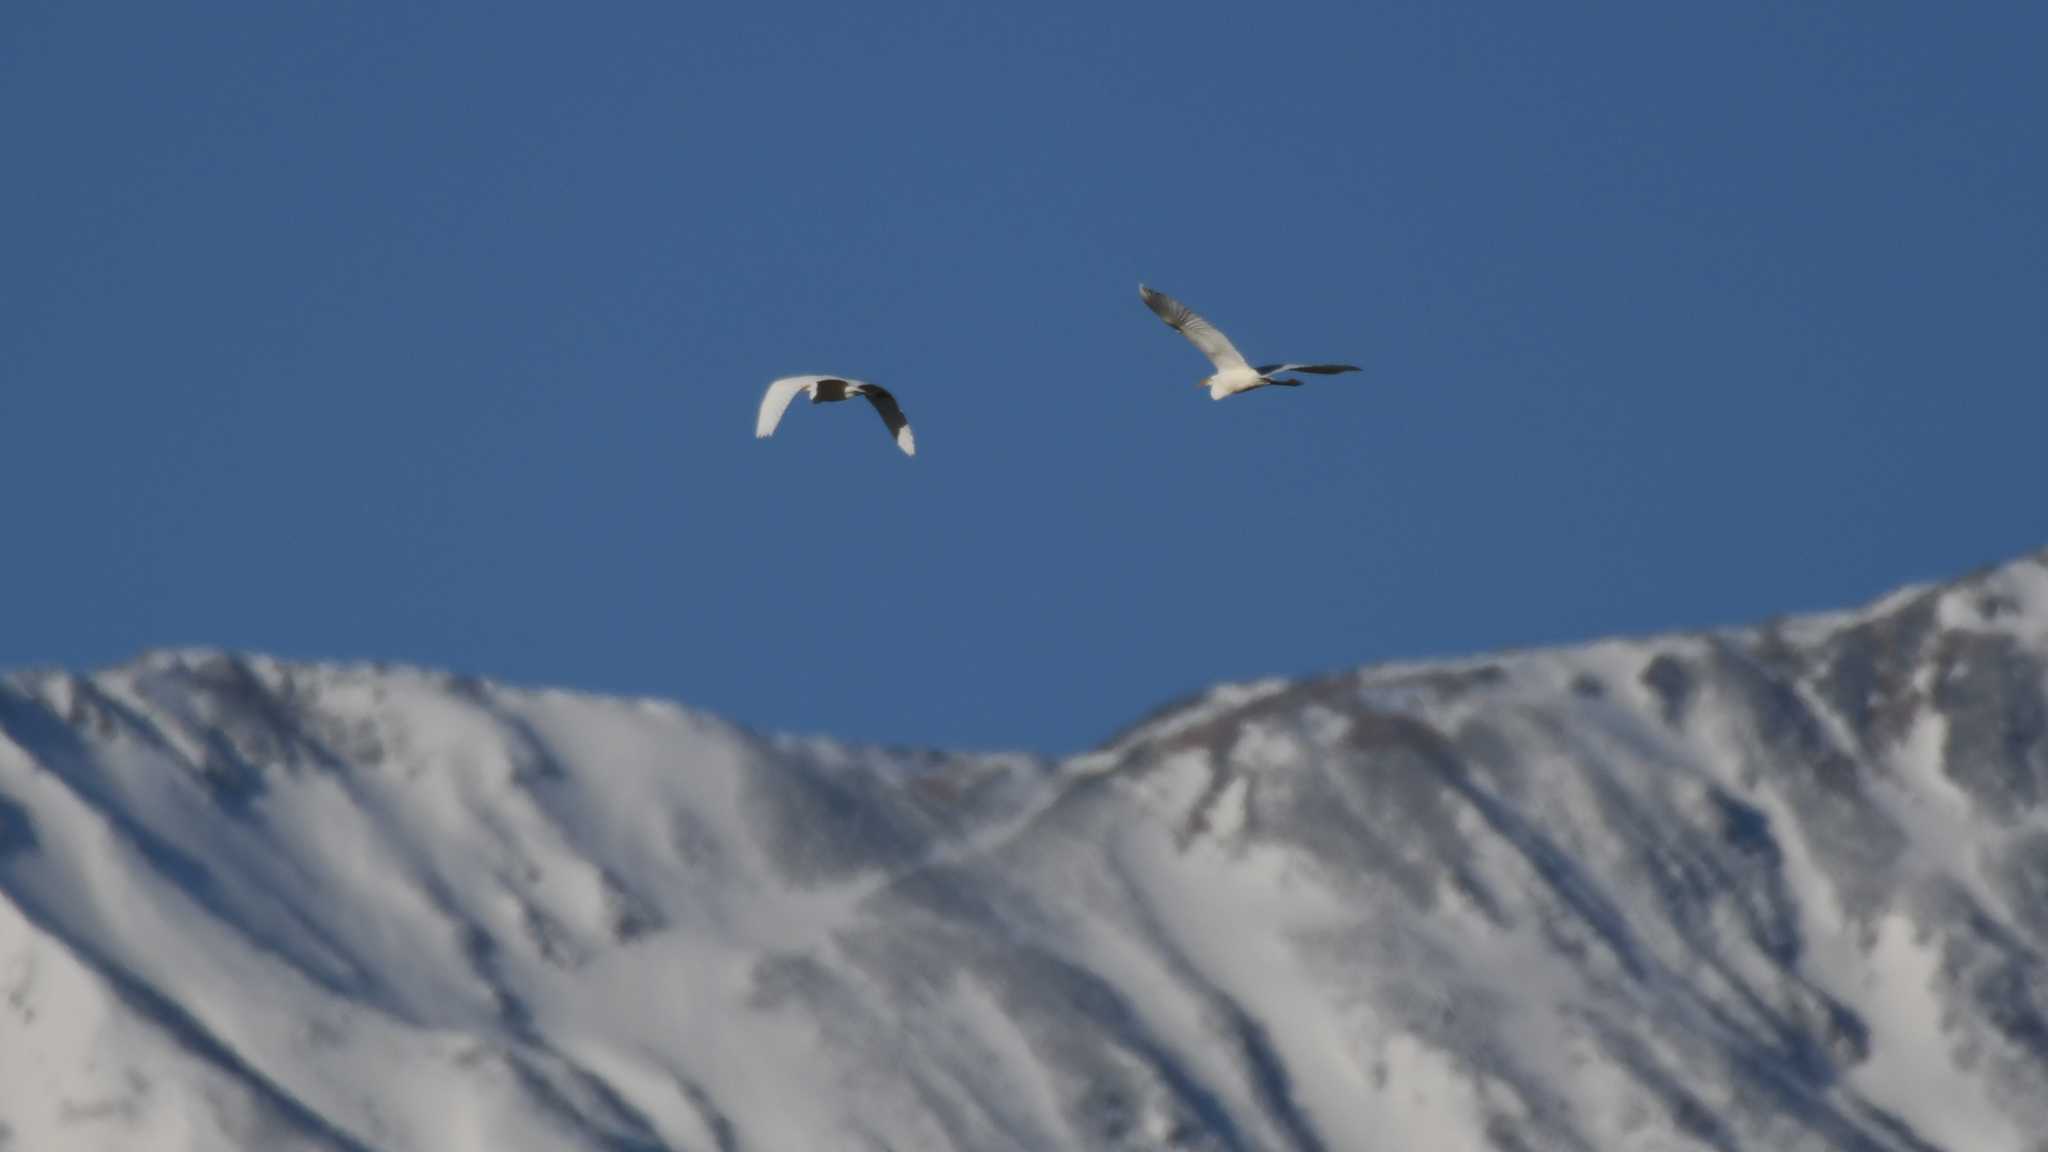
[
  {"x1": 1255, "y1": 363, "x2": 1361, "y2": 376},
  {"x1": 857, "y1": 385, "x2": 916, "y2": 456}
]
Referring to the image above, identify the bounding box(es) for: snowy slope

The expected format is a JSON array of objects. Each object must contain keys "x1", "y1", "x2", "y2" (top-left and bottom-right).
[{"x1": 3, "y1": 550, "x2": 2047, "y2": 1151}]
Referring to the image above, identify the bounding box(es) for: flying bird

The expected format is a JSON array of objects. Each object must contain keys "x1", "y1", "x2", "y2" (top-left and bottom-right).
[
  {"x1": 1138, "y1": 284, "x2": 1360, "y2": 399},
  {"x1": 755, "y1": 375, "x2": 916, "y2": 456}
]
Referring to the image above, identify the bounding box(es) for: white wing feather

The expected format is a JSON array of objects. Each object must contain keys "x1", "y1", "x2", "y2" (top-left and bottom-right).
[
  {"x1": 756, "y1": 376, "x2": 820, "y2": 438},
  {"x1": 1139, "y1": 284, "x2": 1247, "y2": 372}
]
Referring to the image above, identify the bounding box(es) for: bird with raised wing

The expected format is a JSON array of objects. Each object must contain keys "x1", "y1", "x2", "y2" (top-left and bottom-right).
[
  {"x1": 755, "y1": 375, "x2": 916, "y2": 457},
  {"x1": 1138, "y1": 284, "x2": 1360, "y2": 399}
]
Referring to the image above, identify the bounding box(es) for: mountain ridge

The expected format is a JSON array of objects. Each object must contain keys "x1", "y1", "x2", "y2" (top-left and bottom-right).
[{"x1": 3, "y1": 547, "x2": 2046, "y2": 1151}]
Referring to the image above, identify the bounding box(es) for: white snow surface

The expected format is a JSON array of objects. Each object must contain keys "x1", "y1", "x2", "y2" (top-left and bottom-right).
[{"x1": 3, "y1": 550, "x2": 2048, "y2": 1151}]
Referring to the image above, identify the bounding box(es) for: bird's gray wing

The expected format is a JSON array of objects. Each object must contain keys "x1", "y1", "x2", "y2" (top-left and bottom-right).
[
  {"x1": 1254, "y1": 363, "x2": 1361, "y2": 376},
  {"x1": 756, "y1": 375, "x2": 823, "y2": 438},
  {"x1": 1139, "y1": 284, "x2": 1248, "y2": 371},
  {"x1": 856, "y1": 385, "x2": 916, "y2": 456}
]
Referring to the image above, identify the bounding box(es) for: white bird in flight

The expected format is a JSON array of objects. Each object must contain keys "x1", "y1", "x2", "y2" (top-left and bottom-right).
[
  {"x1": 1139, "y1": 284, "x2": 1360, "y2": 399},
  {"x1": 755, "y1": 375, "x2": 916, "y2": 457}
]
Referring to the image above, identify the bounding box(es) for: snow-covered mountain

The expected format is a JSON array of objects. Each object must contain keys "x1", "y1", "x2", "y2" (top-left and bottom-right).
[{"x1": 3, "y1": 551, "x2": 2047, "y2": 1152}]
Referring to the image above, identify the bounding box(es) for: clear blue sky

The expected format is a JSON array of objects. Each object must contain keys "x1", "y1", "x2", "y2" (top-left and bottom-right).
[{"x1": 5, "y1": 3, "x2": 2044, "y2": 753}]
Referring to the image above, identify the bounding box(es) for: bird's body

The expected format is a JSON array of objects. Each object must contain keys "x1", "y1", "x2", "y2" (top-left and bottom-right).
[
  {"x1": 1137, "y1": 284, "x2": 1360, "y2": 399},
  {"x1": 755, "y1": 375, "x2": 916, "y2": 456},
  {"x1": 1202, "y1": 366, "x2": 1282, "y2": 401}
]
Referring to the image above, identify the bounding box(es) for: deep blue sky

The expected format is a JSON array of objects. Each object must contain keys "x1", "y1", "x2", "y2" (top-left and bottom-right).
[{"x1": 5, "y1": 3, "x2": 2044, "y2": 752}]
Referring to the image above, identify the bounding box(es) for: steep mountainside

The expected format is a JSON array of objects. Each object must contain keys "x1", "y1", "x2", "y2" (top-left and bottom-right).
[{"x1": 3, "y1": 550, "x2": 2046, "y2": 1151}]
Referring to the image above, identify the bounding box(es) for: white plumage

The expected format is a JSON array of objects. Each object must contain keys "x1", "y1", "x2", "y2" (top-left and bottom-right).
[
  {"x1": 1138, "y1": 284, "x2": 1361, "y2": 399},
  {"x1": 755, "y1": 375, "x2": 915, "y2": 456}
]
